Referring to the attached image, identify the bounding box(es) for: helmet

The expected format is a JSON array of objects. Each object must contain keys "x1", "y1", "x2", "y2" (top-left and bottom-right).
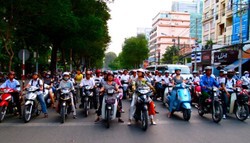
[
  {"x1": 96, "y1": 69, "x2": 101, "y2": 74},
  {"x1": 192, "y1": 70, "x2": 198, "y2": 74},
  {"x1": 137, "y1": 68, "x2": 144, "y2": 74},
  {"x1": 47, "y1": 71, "x2": 51, "y2": 75},
  {"x1": 175, "y1": 67, "x2": 181, "y2": 71},
  {"x1": 244, "y1": 71, "x2": 249, "y2": 74},
  {"x1": 219, "y1": 70, "x2": 224, "y2": 73},
  {"x1": 8, "y1": 71, "x2": 15, "y2": 76},
  {"x1": 132, "y1": 70, "x2": 137, "y2": 73},
  {"x1": 158, "y1": 71, "x2": 163, "y2": 74},
  {"x1": 164, "y1": 70, "x2": 169, "y2": 74},
  {"x1": 63, "y1": 72, "x2": 70, "y2": 76},
  {"x1": 33, "y1": 72, "x2": 38, "y2": 75},
  {"x1": 107, "y1": 71, "x2": 114, "y2": 77},
  {"x1": 204, "y1": 66, "x2": 212, "y2": 70},
  {"x1": 113, "y1": 71, "x2": 118, "y2": 75},
  {"x1": 223, "y1": 71, "x2": 227, "y2": 75},
  {"x1": 86, "y1": 71, "x2": 92, "y2": 75},
  {"x1": 227, "y1": 69, "x2": 234, "y2": 73}
]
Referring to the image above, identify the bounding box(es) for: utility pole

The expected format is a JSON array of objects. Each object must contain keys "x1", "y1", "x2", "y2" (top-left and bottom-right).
[
  {"x1": 194, "y1": 18, "x2": 198, "y2": 71},
  {"x1": 238, "y1": 0, "x2": 243, "y2": 77}
]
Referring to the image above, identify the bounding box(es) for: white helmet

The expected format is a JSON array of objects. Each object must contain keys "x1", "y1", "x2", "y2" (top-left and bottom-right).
[
  {"x1": 63, "y1": 72, "x2": 70, "y2": 76},
  {"x1": 137, "y1": 68, "x2": 144, "y2": 74}
]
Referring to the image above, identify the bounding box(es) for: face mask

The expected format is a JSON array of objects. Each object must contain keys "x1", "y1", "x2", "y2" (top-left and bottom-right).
[
  {"x1": 245, "y1": 74, "x2": 249, "y2": 77},
  {"x1": 46, "y1": 75, "x2": 50, "y2": 78},
  {"x1": 63, "y1": 77, "x2": 69, "y2": 81},
  {"x1": 227, "y1": 74, "x2": 234, "y2": 78}
]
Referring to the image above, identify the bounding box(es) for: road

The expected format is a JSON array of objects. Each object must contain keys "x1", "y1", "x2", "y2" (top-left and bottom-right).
[{"x1": 0, "y1": 99, "x2": 249, "y2": 143}]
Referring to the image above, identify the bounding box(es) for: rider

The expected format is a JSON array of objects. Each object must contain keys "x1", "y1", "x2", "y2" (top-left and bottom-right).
[
  {"x1": 128, "y1": 68, "x2": 157, "y2": 125},
  {"x1": 43, "y1": 71, "x2": 56, "y2": 108},
  {"x1": 167, "y1": 68, "x2": 185, "y2": 118},
  {"x1": 199, "y1": 66, "x2": 220, "y2": 110},
  {"x1": 0, "y1": 71, "x2": 22, "y2": 118},
  {"x1": 241, "y1": 71, "x2": 250, "y2": 89},
  {"x1": 57, "y1": 72, "x2": 77, "y2": 119},
  {"x1": 93, "y1": 69, "x2": 103, "y2": 110},
  {"x1": 79, "y1": 71, "x2": 95, "y2": 108},
  {"x1": 154, "y1": 70, "x2": 163, "y2": 100},
  {"x1": 24, "y1": 72, "x2": 48, "y2": 118},
  {"x1": 113, "y1": 71, "x2": 124, "y2": 113},
  {"x1": 95, "y1": 72, "x2": 124, "y2": 123},
  {"x1": 162, "y1": 70, "x2": 172, "y2": 87}
]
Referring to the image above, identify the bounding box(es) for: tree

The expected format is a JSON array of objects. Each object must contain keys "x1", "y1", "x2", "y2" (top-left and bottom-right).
[
  {"x1": 162, "y1": 46, "x2": 179, "y2": 64},
  {"x1": 119, "y1": 34, "x2": 149, "y2": 69},
  {"x1": 104, "y1": 52, "x2": 117, "y2": 69}
]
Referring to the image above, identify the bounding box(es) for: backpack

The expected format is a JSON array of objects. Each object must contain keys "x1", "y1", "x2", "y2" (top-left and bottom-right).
[{"x1": 31, "y1": 79, "x2": 44, "y2": 92}]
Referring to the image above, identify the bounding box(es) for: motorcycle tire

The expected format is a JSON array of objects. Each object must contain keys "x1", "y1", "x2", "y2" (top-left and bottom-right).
[
  {"x1": 235, "y1": 104, "x2": 249, "y2": 121},
  {"x1": 141, "y1": 110, "x2": 148, "y2": 131},
  {"x1": 84, "y1": 101, "x2": 89, "y2": 117},
  {"x1": 23, "y1": 105, "x2": 32, "y2": 123},
  {"x1": 212, "y1": 103, "x2": 223, "y2": 123},
  {"x1": 198, "y1": 107, "x2": 204, "y2": 117},
  {"x1": 0, "y1": 106, "x2": 7, "y2": 122},
  {"x1": 60, "y1": 106, "x2": 66, "y2": 123},
  {"x1": 106, "y1": 109, "x2": 111, "y2": 129},
  {"x1": 183, "y1": 109, "x2": 191, "y2": 121},
  {"x1": 35, "y1": 104, "x2": 41, "y2": 116}
]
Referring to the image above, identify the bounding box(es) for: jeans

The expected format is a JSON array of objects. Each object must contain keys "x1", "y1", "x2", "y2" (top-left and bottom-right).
[
  {"x1": 169, "y1": 89, "x2": 177, "y2": 112},
  {"x1": 221, "y1": 92, "x2": 228, "y2": 115},
  {"x1": 37, "y1": 93, "x2": 47, "y2": 114}
]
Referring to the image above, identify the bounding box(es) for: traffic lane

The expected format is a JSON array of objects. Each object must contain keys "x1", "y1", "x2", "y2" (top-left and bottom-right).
[{"x1": 0, "y1": 100, "x2": 250, "y2": 143}]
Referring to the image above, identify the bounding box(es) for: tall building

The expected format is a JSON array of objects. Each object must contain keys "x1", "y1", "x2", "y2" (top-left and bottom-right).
[
  {"x1": 202, "y1": 0, "x2": 233, "y2": 45},
  {"x1": 148, "y1": 11, "x2": 195, "y2": 64},
  {"x1": 172, "y1": 0, "x2": 203, "y2": 41}
]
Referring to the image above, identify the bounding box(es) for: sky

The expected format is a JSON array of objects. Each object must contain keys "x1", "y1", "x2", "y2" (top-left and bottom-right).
[{"x1": 107, "y1": 0, "x2": 173, "y2": 55}]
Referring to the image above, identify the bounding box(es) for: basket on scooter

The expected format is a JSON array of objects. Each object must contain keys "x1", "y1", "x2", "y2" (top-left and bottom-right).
[{"x1": 105, "y1": 97, "x2": 116, "y2": 104}]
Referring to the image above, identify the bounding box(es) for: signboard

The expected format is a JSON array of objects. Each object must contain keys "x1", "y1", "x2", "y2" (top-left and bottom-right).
[
  {"x1": 231, "y1": 0, "x2": 249, "y2": 44},
  {"x1": 214, "y1": 50, "x2": 239, "y2": 63},
  {"x1": 18, "y1": 49, "x2": 30, "y2": 61},
  {"x1": 201, "y1": 50, "x2": 211, "y2": 64}
]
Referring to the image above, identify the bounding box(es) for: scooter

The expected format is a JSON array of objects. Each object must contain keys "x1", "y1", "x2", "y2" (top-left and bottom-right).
[
  {"x1": 59, "y1": 88, "x2": 73, "y2": 123},
  {"x1": 0, "y1": 87, "x2": 19, "y2": 122},
  {"x1": 198, "y1": 87, "x2": 223, "y2": 123},
  {"x1": 228, "y1": 87, "x2": 249, "y2": 121},
  {"x1": 163, "y1": 84, "x2": 173, "y2": 105},
  {"x1": 121, "y1": 80, "x2": 129, "y2": 99},
  {"x1": 23, "y1": 86, "x2": 41, "y2": 123},
  {"x1": 191, "y1": 82, "x2": 201, "y2": 105},
  {"x1": 43, "y1": 84, "x2": 53, "y2": 108},
  {"x1": 82, "y1": 85, "x2": 94, "y2": 117},
  {"x1": 134, "y1": 86, "x2": 152, "y2": 131},
  {"x1": 101, "y1": 89, "x2": 119, "y2": 128},
  {"x1": 166, "y1": 83, "x2": 192, "y2": 121}
]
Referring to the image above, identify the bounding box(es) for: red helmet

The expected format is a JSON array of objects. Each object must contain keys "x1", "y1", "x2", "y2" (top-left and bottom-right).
[{"x1": 96, "y1": 69, "x2": 101, "y2": 74}]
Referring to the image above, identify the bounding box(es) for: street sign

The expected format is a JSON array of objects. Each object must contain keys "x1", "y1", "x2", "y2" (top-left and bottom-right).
[{"x1": 18, "y1": 49, "x2": 30, "y2": 61}]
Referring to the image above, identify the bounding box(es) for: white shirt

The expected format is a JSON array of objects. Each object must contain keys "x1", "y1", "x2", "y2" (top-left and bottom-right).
[
  {"x1": 225, "y1": 78, "x2": 236, "y2": 92},
  {"x1": 121, "y1": 74, "x2": 130, "y2": 81},
  {"x1": 130, "y1": 75, "x2": 137, "y2": 82},
  {"x1": 241, "y1": 76, "x2": 250, "y2": 86},
  {"x1": 28, "y1": 78, "x2": 43, "y2": 87},
  {"x1": 217, "y1": 76, "x2": 226, "y2": 85},
  {"x1": 192, "y1": 76, "x2": 200, "y2": 83},
  {"x1": 162, "y1": 76, "x2": 171, "y2": 84},
  {"x1": 80, "y1": 78, "x2": 95, "y2": 88},
  {"x1": 154, "y1": 75, "x2": 163, "y2": 83}
]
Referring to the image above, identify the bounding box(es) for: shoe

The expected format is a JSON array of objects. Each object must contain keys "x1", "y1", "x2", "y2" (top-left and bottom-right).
[
  {"x1": 127, "y1": 120, "x2": 132, "y2": 126},
  {"x1": 223, "y1": 114, "x2": 226, "y2": 119},
  {"x1": 95, "y1": 117, "x2": 100, "y2": 122},
  {"x1": 118, "y1": 118, "x2": 124, "y2": 123},
  {"x1": 151, "y1": 119, "x2": 156, "y2": 125},
  {"x1": 73, "y1": 115, "x2": 77, "y2": 119},
  {"x1": 121, "y1": 109, "x2": 125, "y2": 113},
  {"x1": 155, "y1": 111, "x2": 159, "y2": 114},
  {"x1": 44, "y1": 113, "x2": 48, "y2": 118}
]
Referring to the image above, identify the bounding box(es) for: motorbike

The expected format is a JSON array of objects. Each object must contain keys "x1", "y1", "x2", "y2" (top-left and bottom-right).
[
  {"x1": 163, "y1": 84, "x2": 173, "y2": 105},
  {"x1": 81, "y1": 85, "x2": 94, "y2": 117},
  {"x1": 0, "y1": 87, "x2": 19, "y2": 122},
  {"x1": 227, "y1": 87, "x2": 249, "y2": 121},
  {"x1": 166, "y1": 83, "x2": 192, "y2": 121},
  {"x1": 191, "y1": 81, "x2": 201, "y2": 105},
  {"x1": 121, "y1": 80, "x2": 129, "y2": 99},
  {"x1": 23, "y1": 86, "x2": 41, "y2": 123},
  {"x1": 59, "y1": 88, "x2": 73, "y2": 123},
  {"x1": 101, "y1": 89, "x2": 119, "y2": 128},
  {"x1": 198, "y1": 87, "x2": 223, "y2": 123},
  {"x1": 134, "y1": 86, "x2": 152, "y2": 131},
  {"x1": 43, "y1": 84, "x2": 53, "y2": 108}
]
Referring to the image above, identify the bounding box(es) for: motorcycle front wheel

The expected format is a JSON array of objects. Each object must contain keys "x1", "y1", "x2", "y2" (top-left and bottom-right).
[
  {"x1": 141, "y1": 110, "x2": 148, "y2": 131},
  {"x1": 212, "y1": 102, "x2": 223, "y2": 123},
  {"x1": 23, "y1": 105, "x2": 32, "y2": 123},
  {"x1": 105, "y1": 109, "x2": 111, "y2": 128},
  {"x1": 84, "y1": 101, "x2": 89, "y2": 117},
  {"x1": 235, "y1": 104, "x2": 249, "y2": 121},
  {"x1": 183, "y1": 109, "x2": 191, "y2": 121},
  {"x1": 0, "y1": 106, "x2": 7, "y2": 122},
  {"x1": 60, "y1": 105, "x2": 66, "y2": 123}
]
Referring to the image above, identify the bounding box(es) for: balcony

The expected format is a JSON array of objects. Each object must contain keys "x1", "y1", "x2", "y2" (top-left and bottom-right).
[{"x1": 226, "y1": 25, "x2": 232, "y2": 36}]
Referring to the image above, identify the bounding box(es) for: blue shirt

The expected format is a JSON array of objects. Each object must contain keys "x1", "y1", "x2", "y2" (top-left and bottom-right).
[
  {"x1": 200, "y1": 75, "x2": 219, "y2": 92},
  {"x1": 0, "y1": 79, "x2": 21, "y2": 91}
]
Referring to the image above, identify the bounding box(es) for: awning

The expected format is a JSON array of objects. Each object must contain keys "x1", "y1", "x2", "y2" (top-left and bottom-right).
[{"x1": 224, "y1": 59, "x2": 250, "y2": 70}]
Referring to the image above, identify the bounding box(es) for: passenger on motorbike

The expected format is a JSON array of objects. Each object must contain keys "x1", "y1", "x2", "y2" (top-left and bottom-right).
[
  {"x1": 167, "y1": 68, "x2": 185, "y2": 118},
  {"x1": 95, "y1": 72, "x2": 124, "y2": 123},
  {"x1": 233, "y1": 71, "x2": 240, "y2": 81},
  {"x1": 93, "y1": 69, "x2": 103, "y2": 110},
  {"x1": 199, "y1": 66, "x2": 220, "y2": 111},
  {"x1": 113, "y1": 71, "x2": 124, "y2": 113},
  {"x1": 162, "y1": 70, "x2": 172, "y2": 87},
  {"x1": 241, "y1": 71, "x2": 250, "y2": 89},
  {"x1": 57, "y1": 72, "x2": 77, "y2": 119},
  {"x1": 24, "y1": 72, "x2": 48, "y2": 118},
  {"x1": 42, "y1": 71, "x2": 56, "y2": 108},
  {"x1": 154, "y1": 70, "x2": 164, "y2": 100},
  {"x1": 128, "y1": 69, "x2": 157, "y2": 125},
  {"x1": 79, "y1": 71, "x2": 95, "y2": 108},
  {"x1": 0, "y1": 71, "x2": 22, "y2": 118}
]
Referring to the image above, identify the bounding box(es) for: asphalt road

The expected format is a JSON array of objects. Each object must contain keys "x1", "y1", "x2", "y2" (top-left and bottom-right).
[{"x1": 0, "y1": 99, "x2": 249, "y2": 143}]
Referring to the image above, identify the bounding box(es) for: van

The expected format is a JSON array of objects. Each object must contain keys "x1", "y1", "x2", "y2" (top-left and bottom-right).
[{"x1": 145, "y1": 64, "x2": 192, "y2": 79}]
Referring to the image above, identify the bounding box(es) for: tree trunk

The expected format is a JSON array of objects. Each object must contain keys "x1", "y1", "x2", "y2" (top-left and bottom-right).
[{"x1": 50, "y1": 41, "x2": 59, "y2": 76}]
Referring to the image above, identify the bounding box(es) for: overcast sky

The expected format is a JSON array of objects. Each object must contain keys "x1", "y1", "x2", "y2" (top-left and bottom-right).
[{"x1": 107, "y1": 0, "x2": 173, "y2": 55}]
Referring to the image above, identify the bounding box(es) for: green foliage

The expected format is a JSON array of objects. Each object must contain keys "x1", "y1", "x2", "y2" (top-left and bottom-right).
[
  {"x1": 104, "y1": 52, "x2": 117, "y2": 69},
  {"x1": 118, "y1": 34, "x2": 149, "y2": 69},
  {"x1": 162, "y1": 46, "x2": 179, "y2": 64}
]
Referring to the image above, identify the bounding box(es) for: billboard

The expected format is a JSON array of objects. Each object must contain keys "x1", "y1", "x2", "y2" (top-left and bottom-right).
[
  {"x1": 214, "y1": 50, "x2": 239, "y2": 63},
  {"x1": 231, "y1": 0, "x2": 249, "y2": 44}
]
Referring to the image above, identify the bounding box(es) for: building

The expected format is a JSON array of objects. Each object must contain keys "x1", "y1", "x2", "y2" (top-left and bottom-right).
[
  {"x1": 148, "y1": 11, "x2": 195, "y2": 64},
  {"x1": 202, "y1": 0, "x2": 233, "y2": 45},
  {"x1": 172, "y1": 0, "x2": 203, "y2": 42}
]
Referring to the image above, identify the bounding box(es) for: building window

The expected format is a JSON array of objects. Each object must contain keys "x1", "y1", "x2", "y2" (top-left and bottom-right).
[
  {"x1": 204, "y1": 35, "x2": 209, "y2": 41},
  {"x1": 205, "y1": 0, "x2": 210, "y2": 8},
  {"x1": 204, "y1": 23, "x2": 209, "y2": 31},
  {"x1": 211, "y1": 33, "x2": 215, "y2": 40},
  {"x1": 210, "y1": 20, "x2": 215, "y2": 29}
]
